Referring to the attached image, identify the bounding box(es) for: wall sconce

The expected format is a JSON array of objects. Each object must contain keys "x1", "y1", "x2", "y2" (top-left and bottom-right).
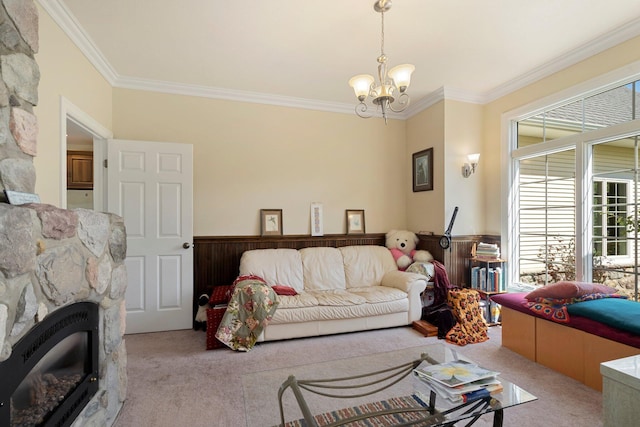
[{"x1": 462, "y1": 153, "x2": 480, "y2": 178}]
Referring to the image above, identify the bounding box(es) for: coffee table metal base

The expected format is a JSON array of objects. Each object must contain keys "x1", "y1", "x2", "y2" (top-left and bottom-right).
[{"x1": 277, "y1": 351, "x2": 517, "y2": 427}]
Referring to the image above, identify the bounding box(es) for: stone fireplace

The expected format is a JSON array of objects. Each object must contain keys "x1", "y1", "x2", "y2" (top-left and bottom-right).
[{"x1": 0, "y1": 1, "x2": 127, "y2": 426}]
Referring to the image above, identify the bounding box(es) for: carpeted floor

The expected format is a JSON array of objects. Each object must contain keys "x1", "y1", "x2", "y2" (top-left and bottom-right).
[{"x1": 113, "y1": 325, "x2": 603, "y2": 427}]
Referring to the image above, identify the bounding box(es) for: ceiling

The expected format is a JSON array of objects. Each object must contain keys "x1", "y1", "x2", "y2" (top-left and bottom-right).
[{"x1": 43, "y1": 0, "x2": 640, "y2": 118}]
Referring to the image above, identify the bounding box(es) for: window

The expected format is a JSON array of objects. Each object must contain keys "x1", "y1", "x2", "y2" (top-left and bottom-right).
[
  {"x1": 510, "y1": 78, "x2": 640, "y2": 300},
  {"x1": 518, "y1": 151, "x2": 576, "y2": 285},
  {"x1": 593, "y1": 180, "x2": 628, "y2": 257}
]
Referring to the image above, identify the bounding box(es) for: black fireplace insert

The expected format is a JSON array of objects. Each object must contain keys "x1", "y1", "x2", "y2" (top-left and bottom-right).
[{"x1": 0, "y1": 301, "x2": 99, "y2": 427}]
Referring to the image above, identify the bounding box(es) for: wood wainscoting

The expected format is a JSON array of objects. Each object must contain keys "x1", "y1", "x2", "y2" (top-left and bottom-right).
[{"x1": 193, "y1": 233, "x2": 500, "y2": 328}]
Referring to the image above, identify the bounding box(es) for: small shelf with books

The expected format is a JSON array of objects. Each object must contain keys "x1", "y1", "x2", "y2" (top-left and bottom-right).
[
  {"x1": 469, "y1": 257, "x2": 507, "y2": 293},
  {"x1": 469, "y1": 242, "x2": 506, "y2": 326}
]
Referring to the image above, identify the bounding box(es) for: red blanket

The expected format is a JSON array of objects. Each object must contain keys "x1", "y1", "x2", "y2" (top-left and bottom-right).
[{"x1": 431, "y1": 260, "x2": 452, "y2": 306}]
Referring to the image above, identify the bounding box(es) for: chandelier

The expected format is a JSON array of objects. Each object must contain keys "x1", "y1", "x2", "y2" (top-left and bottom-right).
[{"x1": 349, "y1": 0, "x2": 415, "y2": 124}]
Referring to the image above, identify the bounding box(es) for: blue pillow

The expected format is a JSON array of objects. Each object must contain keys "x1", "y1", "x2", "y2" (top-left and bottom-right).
[{"x1": 567, "y1": 298, "x2": 640, "y2": 335}]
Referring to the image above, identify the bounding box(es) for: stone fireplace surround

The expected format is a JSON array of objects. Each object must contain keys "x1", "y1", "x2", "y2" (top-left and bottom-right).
[
  {"x1": 0, "y1": 204, "x2": 128, "y2": 426},
  {"x1": 0, "y1": 1, "x2": 127, "y2": 426}
]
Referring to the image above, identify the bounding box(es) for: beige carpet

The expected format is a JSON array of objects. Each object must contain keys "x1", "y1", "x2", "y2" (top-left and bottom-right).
[{"x1": 113, "y1": 326, "x2": 602, "y2": 427}]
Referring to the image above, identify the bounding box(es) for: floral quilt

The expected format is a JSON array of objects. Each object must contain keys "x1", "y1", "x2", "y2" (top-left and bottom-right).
[{"x1": 215, "y1": 275, "x2": 278, "y2": 351}]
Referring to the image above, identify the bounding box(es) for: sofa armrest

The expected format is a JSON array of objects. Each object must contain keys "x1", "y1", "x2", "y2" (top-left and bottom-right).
[
  {"x1": 381, "y1": 270, "x2": 427, "y2": 294},
  {"x1": 381, "y1": 271, "x2": 427, "y2": 323}
]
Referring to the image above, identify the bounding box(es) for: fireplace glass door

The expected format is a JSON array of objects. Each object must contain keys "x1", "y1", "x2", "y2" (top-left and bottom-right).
[
  {"x1": 0, "y1": 302, "x2": 99, "y2": 427},
  {"x1": 11, "y1": 332, "x2": 88, "y2": 426}
]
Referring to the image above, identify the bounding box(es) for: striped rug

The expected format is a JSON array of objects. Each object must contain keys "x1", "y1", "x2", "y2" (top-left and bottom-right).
[{"x1": 282, "y1": 394, "x2": 442, "y2": 427}]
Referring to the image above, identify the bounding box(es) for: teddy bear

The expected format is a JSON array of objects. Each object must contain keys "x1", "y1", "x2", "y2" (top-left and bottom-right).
[{"x1": 385, "y1": 229, "x2": 433, "y2": 270}]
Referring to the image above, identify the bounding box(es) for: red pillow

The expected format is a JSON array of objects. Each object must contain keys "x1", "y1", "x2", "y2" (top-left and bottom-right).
[
  {"x1": 209, "y1": 285, "x2": 233, "y2": 305},
  {"x1": 271, "y1": 285, "x2": 298, "y2": 296},
  {"x1": 525, "y1": 281, "x2": 616, "y2": 301}
]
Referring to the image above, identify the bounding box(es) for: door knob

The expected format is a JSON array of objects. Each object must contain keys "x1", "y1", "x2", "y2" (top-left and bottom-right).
[{"x1": 183, "y1": 242, "x2": 191, "y2": 249}]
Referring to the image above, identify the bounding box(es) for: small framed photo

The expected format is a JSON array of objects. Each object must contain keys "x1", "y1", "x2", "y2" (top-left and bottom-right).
[
  {"x1": 346, "y1": 209, "x2": 365, "y2": 234},
  {"x1": 310, "y1": 202, "x2": 323, "y2": 236},
  {"x1": 260, "y1": 209, "x2": 283, "y2": 236},
  {"x1": 413, "y1": 148, "x2": 433, "y2": 192}
]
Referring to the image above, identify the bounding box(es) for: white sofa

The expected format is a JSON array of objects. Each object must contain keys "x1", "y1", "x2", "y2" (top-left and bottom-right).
[{"x1": 238, "y1": 245, "x2": 429, "y2": 341}]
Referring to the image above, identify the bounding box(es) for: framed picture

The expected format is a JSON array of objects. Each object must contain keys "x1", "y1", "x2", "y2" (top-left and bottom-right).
[
  {"x1": 346, "y1": 209, "x2": 365, "y2": 234},
  {"x1": 260, "y1": 209, "x2": 283, "y2": 236},
  {"x1": 310, "y1": 202, "x2": 324, "y2": 236},
  {"x1": 412, "y1": 148, "x2": 433, "y2": 192}
]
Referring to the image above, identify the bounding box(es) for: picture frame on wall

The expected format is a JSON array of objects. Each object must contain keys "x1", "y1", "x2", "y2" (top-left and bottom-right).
[
  {"x1": 260, "y1": 209, "x2": 283, "y2": 236},
  {"x1": 310, "y1": 202, "x2": 324, "y2": 236},
  {"x1": 413, "y1": 148, "x2": 433, "y2": 192},
  {"x1": 346, "y1": 209, "x2": 365, "y2": 234}
]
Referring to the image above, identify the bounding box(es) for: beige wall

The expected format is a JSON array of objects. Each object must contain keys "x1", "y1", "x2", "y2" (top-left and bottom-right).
[
  {"x1": 405, "y1": 100, "x2": 484, "y2": 236},
  {"x1": 35, "y1": 4, "x2": 113, "y2": 206},
  {"x1": 112, "y1": 89, "x2": 408, "y2": 236},
  {"x1": 406, "y1": 101, "x2": 445, "y2": 235},
  {"x1": 444, "y1": 100, "x2": 483, "y2": 235},
  {"x1": 34, "y1": 3, "x2": 640, "y2": 239},
  {"x1": 483, "y1": 35, "x2": 640, "y2": 234}
]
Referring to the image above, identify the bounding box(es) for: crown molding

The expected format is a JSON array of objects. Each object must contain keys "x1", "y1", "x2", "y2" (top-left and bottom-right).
[
  {"x1": 481, "y1": 16, "x2": 640, "y2": 104},
  {"x1": 403, "y1": 87, "x2": 485, "y2": 119},
  {"x1": 40, "y1": 0, "x2": 640, "y2": 117},
  {"x1": 116, "y1": 76, "x2": 406, "y2": 119},
  {"x1": 404, "y1": 87, "x2": 444, "y2": 118}
]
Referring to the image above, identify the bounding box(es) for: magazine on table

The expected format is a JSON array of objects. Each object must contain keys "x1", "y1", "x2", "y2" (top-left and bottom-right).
[
  {"x1": 413, "y1": 360, "x2": 499, "y2": 388},
  {"x1": 413, "y1": 373, "x2": 503, "y2": 403},
  {"x1": 413, "y1": 360, "x2": 501, "y2": 403}
]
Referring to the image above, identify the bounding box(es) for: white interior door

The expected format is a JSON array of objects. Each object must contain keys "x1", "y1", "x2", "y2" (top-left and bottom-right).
[{"x1": 107, "y1": 139, "x2": 193, "y2": 334}]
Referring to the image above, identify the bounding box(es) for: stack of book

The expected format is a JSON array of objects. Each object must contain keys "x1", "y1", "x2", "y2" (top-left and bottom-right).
[
  {"x1": 413, "y1": 360, "x2": 502, "y2": 404},
  {"x1": 474, "y1": 242, "x2": 500, "y2": 259},
  {"x1": 470, "y1": 266, "x2": 505, "y2": 292}
]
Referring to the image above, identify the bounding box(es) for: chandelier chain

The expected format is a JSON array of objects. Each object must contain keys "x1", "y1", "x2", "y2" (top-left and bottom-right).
[{"x1": 380, "y1": 9, "x2": 385, "y2": 57}]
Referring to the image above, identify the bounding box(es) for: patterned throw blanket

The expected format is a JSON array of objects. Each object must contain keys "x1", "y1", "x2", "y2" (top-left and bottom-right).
[
  {"x1": 215, "y1": 275, "x2": 278, "y2": 351},
  {"x1": 445, "y1": 288, "x2": 489, "y2": 346},
  {"x1": 525, "y1": 293, "x2": 627, "y2": 323}
]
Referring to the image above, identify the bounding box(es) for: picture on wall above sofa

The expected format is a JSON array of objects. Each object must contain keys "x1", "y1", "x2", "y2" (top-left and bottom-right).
[
  {"x1": 260, "y1": 209, "x2": 283, "y2": 236},
  {"x1": 346, "y1": 209, "x2": 365, "y2": 234},
  {"x1": 413, "y1": 147, "x2": 433, "y2": 192}
]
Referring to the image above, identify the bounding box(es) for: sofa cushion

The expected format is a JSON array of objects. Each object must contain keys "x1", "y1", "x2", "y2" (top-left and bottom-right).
[
  {"x1": 348, "y1": 286, "x2": 407, "y2": 303},
  {"x1": 270, "y1": 300, "x2": 408, "y2": 324},
  {"x1": 276, "y1": 292, "x2": 319, "y2": 309},
  {"x1": 239, "y1": 248, "x2": 304, "y2": 292},
  {"x1": 276, "y1": 290, "x2": 366, "y2": 309},
  {"x1": 339, "y1": 246, "x2": 398, "y2": 288},
  {"x1": 310, "y1": 290, "x2": 366, "y2": 306},
  {"x1": 300, "y1": 247, "x2": 347, "y2": 291}
]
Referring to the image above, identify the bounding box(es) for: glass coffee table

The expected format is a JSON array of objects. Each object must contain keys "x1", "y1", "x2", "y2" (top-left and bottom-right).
[{"x1": 242, "y1": 344, "x2": 536, "y2": 427}]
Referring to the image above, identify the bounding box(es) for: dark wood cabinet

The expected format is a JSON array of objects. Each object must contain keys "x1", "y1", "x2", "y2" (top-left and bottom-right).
[{"x1": 67, "y1": 151, "x2": 93, "y2": 189}]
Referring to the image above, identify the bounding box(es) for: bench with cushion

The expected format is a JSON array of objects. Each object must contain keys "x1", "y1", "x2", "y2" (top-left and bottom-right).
[{"x1": 492, "y1": 283, "x2": 640, "y2": 391}]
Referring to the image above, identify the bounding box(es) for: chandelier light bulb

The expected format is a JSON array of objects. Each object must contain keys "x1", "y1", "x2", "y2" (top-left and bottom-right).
[
  {"x1": 388, "y1": 64, "x2": 415, "y2": 92},
  {"x1": 349, "y1": 74, "x2": 375, "y2": 101}
]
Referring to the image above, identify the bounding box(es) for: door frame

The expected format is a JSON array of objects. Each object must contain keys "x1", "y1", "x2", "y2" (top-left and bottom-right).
[{"x1": 60, "y1": 96, "x2": 112, "y2": 209}]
